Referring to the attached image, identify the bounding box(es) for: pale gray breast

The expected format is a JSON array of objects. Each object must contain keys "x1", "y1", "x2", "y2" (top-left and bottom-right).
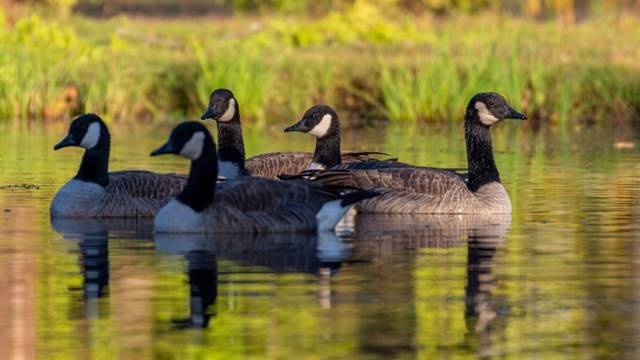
[
  {"x1": 50, "y1": 179, "x2": 108, "y2": 217},
  {"x1": 154, "y1": 199, "x2": 205, "y2": 233}
]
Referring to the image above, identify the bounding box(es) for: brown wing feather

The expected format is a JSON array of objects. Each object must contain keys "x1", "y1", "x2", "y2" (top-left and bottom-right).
[
  {"x1": 305, "y1": 167, "x2": 467, "y2": 195},
  {"x1": 99, "y1": 171, "x2": 188, "y2": 217},
  {"x1": 108, "y1": 171, "x2": 187, "y2": 198},
  {"x1": 297, "y1": 168, "x2": 480, "y2": 213},
  {"x1": 331, "y1": 159, "x2": 410, "y2": 170},
  {"x1": 206, "y1": 178, "x2": 347, "y2": 233},
  {"x1": 245, "y1": 151, "x2": 396, "y2": 179},
  {"x1": 338, "y1": 151, "x2": 389, "y2": 162},
  {"x1": 245, "y1": 152, "x2": 314, "y2": 179},
  {"x1": 215, "y1": 177, "x2": 342, "y2": 213}
]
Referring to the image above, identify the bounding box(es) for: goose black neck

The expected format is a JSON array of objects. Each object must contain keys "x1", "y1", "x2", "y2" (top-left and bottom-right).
[
  {"x1": 312, "y1": 132, "x2": 342, "y2": 168},
  {"x1": 465, "y1": 122, "x2": 500, "y2": 192},
  {"x1": 216, "y1": 120, "x2": 245, "y2": 170},
  {"x1": 75, "y1": 139, "x2": 110, "y2": 187},
  {"x1": 178, "y1": 140, "x2": 218, "y2": 212}
]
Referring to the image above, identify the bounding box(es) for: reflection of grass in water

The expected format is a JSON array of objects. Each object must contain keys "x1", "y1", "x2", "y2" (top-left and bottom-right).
[{"x1": 1, "y1": 12, "x2": 640, "y2": 129}]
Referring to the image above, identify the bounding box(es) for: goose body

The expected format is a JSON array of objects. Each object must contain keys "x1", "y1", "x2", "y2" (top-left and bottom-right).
[
  {"x1": 151, "y1": 121, "x2": 378, "y2": 233},
  {"x1": 200, "y1": 89, "x2": 393, "y2": 179},
  {"x1": 294, "y1": 93, "x2": 526, "y2": 214},
  {"x1": 50, "y1": 114, "x2": 187, "y2": 218}
]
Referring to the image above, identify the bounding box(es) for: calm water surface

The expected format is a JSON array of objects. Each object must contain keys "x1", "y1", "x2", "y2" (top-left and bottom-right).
[{"x1": 1, "y1": 121, "x2": 640, "y2": 359}]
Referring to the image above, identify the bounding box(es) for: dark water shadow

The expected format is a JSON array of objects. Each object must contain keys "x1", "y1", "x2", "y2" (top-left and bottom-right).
[
  {"x1": 50, "y1": 217, "x2": 155, "y2": 320},
  {"x1": 347, "y1": 213, "x2": 511, "y2": 358},
  {"x1": 154, "y1": 231, "x2": 351, "y2": 328}
]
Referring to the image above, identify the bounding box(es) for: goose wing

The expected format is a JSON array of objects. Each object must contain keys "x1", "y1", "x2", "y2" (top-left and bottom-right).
[
  {"x1": 331, "y1": 159, "x2": 410, "y2": 170},
  {"x1": 99, "y1": 171, "x2": 187, "y2": 217},
  {"x1": 107, "y1": 171, "x2": 187, "y2": 198},
  {"x1": 296, "y1": 168, "x2": 478, "y2": 213},
  {"x1": 245, "y1": 151, "x2": 394, "y2": 179},
  {"x1": 301, "y1": 167, "x2": 468, "y2": 195},
  {"x1": 339, "y1": 151, "x2": 390, "y2": 162},
  {"x1": 245, "y1": 152, "x2": 314, "y2": 179},
  {"x1": 206, "y1": 178, "x2": 347, "y2": 233},
  {"x1": 214, "y1": 177, "x2": 341, "y2": 213},
  {"x1": 331, "y1": 158, "x2": 467, "y2": 176}
]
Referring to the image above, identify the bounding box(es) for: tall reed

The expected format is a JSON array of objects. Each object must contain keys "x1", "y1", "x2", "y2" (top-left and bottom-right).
[{"x1": 1, "y1": 12, "x2": 639, "y2": 130}]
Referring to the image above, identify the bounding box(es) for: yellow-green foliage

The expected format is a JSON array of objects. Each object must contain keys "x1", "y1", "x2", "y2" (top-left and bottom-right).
[
  {"x1": 267, "y1": 1, "x2": 423, "y2": 46},
  {"x1": 1, "y1": 4, "x2": 640, "y2": 128}
]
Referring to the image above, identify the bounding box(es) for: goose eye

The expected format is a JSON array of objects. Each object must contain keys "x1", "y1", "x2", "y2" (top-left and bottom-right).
[
  {"x1": 488, "y1": 100, "x2": 495, "y2": 106},
  {"x1": 313, "y1": 113, "x2": 320, "y2": 119}
]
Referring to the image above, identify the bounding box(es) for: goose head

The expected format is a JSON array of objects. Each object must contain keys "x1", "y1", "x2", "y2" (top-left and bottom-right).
[
  {"x1": 54, "y1": 113, "x2": 108, "y2": 151},
  {"x1": 465, "y1": 92, "x2": 527, "y2": 127},
  {"x1": 284, "y1": 104, "x2": 340, "y2": 139},
  {"x1": 200, "y1": 88, "x2": 239, "y2": 123},
  {"x1": 151, "y1": 121, "x2": 216, "y2": 162}
]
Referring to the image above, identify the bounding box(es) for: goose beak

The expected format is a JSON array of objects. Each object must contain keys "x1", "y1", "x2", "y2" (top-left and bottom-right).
[
  {"x1": 200, "y1": 106, "x2": 216, "y2": 120},
  {"x1": 53, "y1": 134, "x2": 75, "y2": 150},
  {"x1": 506, "y1": 106, "x2": 527, "y2": 120},
  {"x1": 151, "y1": 141, "x2": 175, "y2": 156},
  {"x1": 284, "y1": 119, "x2": 309, "y2": 133}
]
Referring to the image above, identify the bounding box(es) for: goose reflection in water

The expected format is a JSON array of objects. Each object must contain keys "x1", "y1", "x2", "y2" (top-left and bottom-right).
[
  {"x1": 50, "y1": 217, "x2": 154, "y2": 320},
  {"x1": 349, "y1": 212, "x2": 511, "y2": 358},
  {"x1": 154, "y1": 230, "x2": 351, "y2": 328},
  {"x1": 463, "y1": 215, "x2": 509, "y2": 358}
]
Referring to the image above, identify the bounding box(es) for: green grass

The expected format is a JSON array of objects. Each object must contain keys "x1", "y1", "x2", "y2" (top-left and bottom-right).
[{"x1": 1, "y1": 8, "x2": 640, "y2": 129}]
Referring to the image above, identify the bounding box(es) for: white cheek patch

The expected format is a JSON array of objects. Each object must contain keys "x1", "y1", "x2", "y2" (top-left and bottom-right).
[
  {"x1": 180, "y1": 131, "x2": 205, "y2": 160},
  {"x1": 475, "y1": 102, "x2": 500, "y2": 126},
  {"x1": 308, "y1": 114, "x2": 332, "y2": 138},
  {"x1": 218, "y1": 98, "x2": 236, "y2": 122},
  {"x1": 79, "y1": 122, "x2": 101, "y2": 149}
]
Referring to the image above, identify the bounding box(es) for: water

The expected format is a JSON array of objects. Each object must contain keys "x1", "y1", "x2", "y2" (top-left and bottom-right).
[{"x1": 1, "y1": 120, "x2": 640, "y2": 359}]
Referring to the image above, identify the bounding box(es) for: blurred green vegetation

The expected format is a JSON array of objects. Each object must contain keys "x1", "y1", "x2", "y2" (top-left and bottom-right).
[{"x1": 1, "y1": 0, "x2": 640, "y2": 129}]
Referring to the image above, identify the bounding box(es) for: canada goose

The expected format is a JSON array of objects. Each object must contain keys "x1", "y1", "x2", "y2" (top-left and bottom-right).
[
  {"x1": 150, "y1": 121, "x2": 379, "y2": 233},
  {"x1": 284, "y1": 104, "x2": 409, "y2": 171},
  {"x1": 200, "y1": 88, "x2": 389, "y2": 179},
  {"x1": 290, "y1": 92, "x2": 526, "y2": 214},
  {"x1": 50, "y1": 114, "x2": 187, "y2": 218}
]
